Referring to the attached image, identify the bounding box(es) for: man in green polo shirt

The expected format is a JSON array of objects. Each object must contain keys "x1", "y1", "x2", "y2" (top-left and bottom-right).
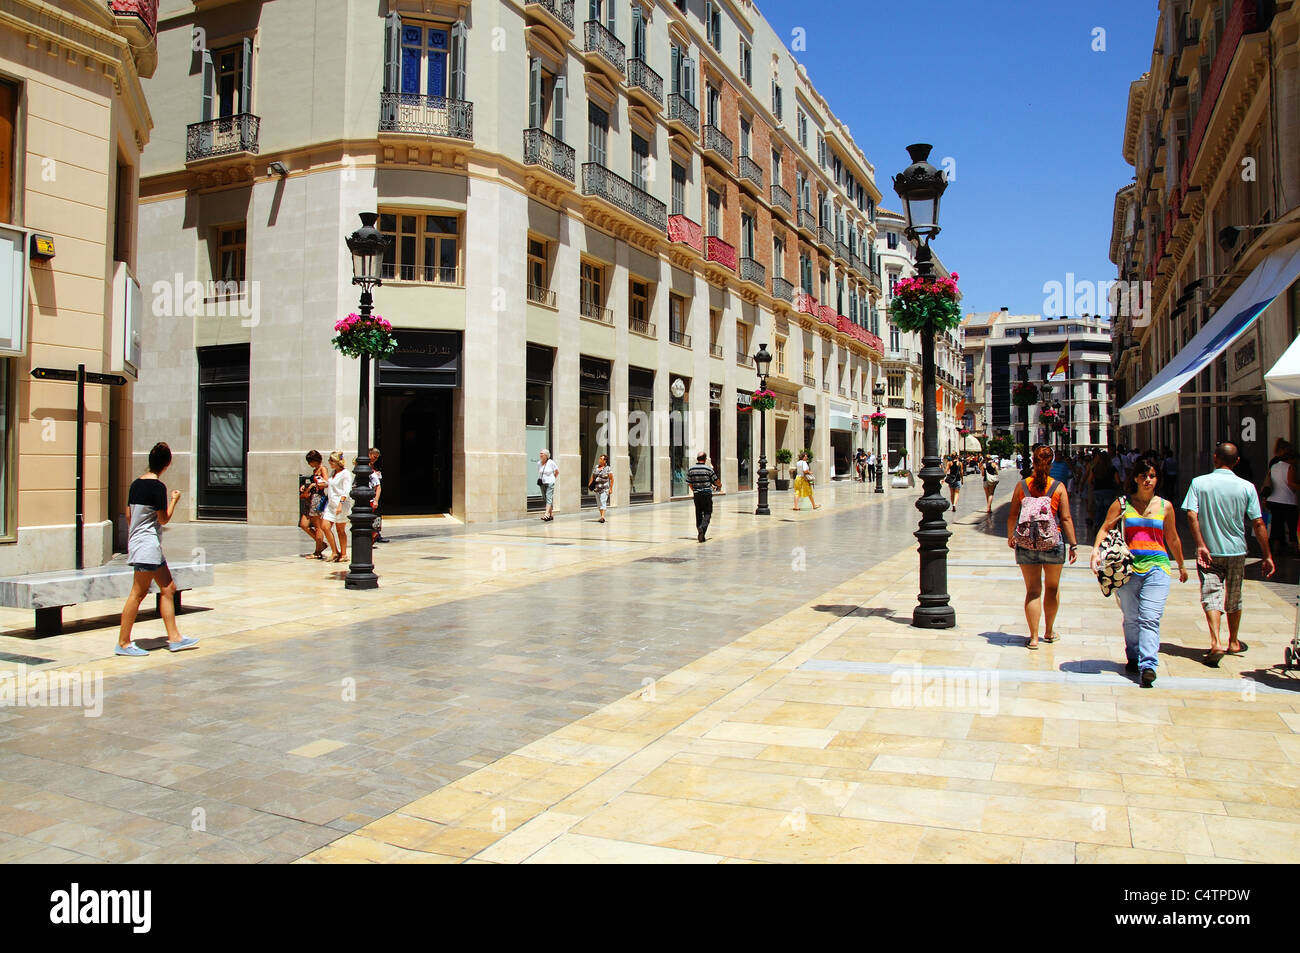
[{"x1": 1182, "y1": 442, "x2": 1275, "y2": 665}]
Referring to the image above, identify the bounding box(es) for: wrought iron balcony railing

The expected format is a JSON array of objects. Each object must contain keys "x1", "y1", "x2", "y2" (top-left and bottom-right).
[
  {"x1": 581, "y1": 162, "x2": 667, "y2": 230},
  {"x1": 526, "y1": 0, "x2": 574, "y2": 30},
  {"x1": 738, "y1": 155, "x2": 763, "y2": 189},
  {"x1": 669, "y1": 329, "x2": 692, "y2": 348},
  {"x1": 838, "y1": 386, "x2": 847, "y2": 396},
  {"x1": 629, "y1": 315, "x2": 656, "y2": 337},
  {"x1": 772, "y1": 276, "x2": 794, "y2": 302},
  {"x1": 804, "y1": 374, "x2": 816, "y2": 387},
  {"x1": 379, "y1": 93, "x2": 473, "y2": 139},
  {"x1": 702, "y1": 124, "x2": 732, "y2": 163},
  {"x1": 527, "y1": 284, "x2": 557, "y2": 307},
  {"x1": 797, "y1": 208, "x2": 816, "y2": 232},
  {"x1": 523, "y1": 127, "x2": 575, "y2": 182},
  {"x1": 667, "y1": 94, "x2": 699, "y2": 135},
  {"x1": 818, "y1": 225, "x2": 835, "y2": 248},
  {"x1": 584, "y1": 20, "x2": 625, "y2": 75},
  {"x1": 709, "y1": 344, "x2": 724, "y2": 358},
  {"x1": 770, "y1": 183, "x2": 792, "y2": 216},
  {"x1": 704, "y1": 235, "x2": 736, "y2": 270},
  {"x1": 626, "y1": 58, "x2": 663, "y2": 104},
  {"x1": 836, "y1": 240, "x2": 851, "y2": 262},
  {"x1": 187, "y1": 114, "x2": 260, "y2": 161},
  {"x1": 737, "y1": 354, "x2": 754, "y2": 368},
  {"x1": 381, "y1": 263, "x2": 462, "y2": 285},
  {"x1": 580, "y1": 299, "x2": 614, "y2": 324},
  {"x1": 739, "y1": 256, "x2": 765, "y2": 287}
]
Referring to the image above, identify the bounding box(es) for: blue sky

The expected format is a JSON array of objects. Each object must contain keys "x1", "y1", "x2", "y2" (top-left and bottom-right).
[{"x1": 757, "y1": 0, "x2": 1157, "y2": 316}]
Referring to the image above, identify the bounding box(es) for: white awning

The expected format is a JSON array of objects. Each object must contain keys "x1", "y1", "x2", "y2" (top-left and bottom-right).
[
  {"x1": 1119, "y1": 237, "x2": 1300, "y2": 427},
  {"x1": 1265, "y1": 333, "x2": 1300, "y2": 400}
]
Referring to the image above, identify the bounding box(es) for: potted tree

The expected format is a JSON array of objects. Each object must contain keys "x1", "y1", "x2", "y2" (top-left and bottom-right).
[
  {"x1": 891, "y1": 449, "x2": 912, "y2": 488},
  {"x1": 774, "y1": 448, "x2": 793, "y2": 491}
]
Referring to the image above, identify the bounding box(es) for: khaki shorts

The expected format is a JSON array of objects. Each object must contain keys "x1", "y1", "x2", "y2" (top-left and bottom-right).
[{"x1": 1198, "y1": 555, "x2": 1245, "y2": 614}]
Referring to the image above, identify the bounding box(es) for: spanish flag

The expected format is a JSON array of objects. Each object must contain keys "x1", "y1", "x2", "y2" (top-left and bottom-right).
[{"x1": 1049, "y1": 341, "x2": 1069, "y2": 381}]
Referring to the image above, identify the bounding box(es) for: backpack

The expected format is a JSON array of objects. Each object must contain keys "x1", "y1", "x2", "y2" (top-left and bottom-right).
[{"x1": 1014, "y1": 479, "x2": 1063, "y2": 550}]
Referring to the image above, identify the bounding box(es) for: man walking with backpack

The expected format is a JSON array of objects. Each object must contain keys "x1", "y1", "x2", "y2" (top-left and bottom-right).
[
  {"x1": 1182, "y1": 442, "x2": 1275, "y2": 665},
  {"x1": 1008, "y1": 443, "x2": 1079, "y2": 650},
  {"x1": 687, "y1": 451, "x2": 721, "y2": 542}
]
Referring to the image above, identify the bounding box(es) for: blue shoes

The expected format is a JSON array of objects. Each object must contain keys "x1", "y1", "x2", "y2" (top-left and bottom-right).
[
  {"x1": 115, "y1": 643, "x2": 148, "y2": 657},
  {"x1": 167, "y1": 637, "x2": 200, "y2": 652}
]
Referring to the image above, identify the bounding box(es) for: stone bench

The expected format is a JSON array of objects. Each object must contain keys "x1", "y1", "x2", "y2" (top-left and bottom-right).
[{"x1": 0, "y1": 561, "x2": 215, "y2": 635}]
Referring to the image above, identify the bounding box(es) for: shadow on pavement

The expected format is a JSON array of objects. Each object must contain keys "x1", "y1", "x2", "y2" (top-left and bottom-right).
[{"x1": 1239, "y1": 666, "x2": 1300, "y2": 692}]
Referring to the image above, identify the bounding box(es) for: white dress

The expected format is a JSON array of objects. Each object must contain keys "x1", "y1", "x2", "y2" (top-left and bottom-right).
[{"x1": 324, "y1": 468, "x2": 354, "y2": 523}]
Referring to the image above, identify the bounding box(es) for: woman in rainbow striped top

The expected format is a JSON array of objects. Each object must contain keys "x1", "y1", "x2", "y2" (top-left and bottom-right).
[{"x1": 1090, "y1": 451, "x2": 1189, "y2": 687}]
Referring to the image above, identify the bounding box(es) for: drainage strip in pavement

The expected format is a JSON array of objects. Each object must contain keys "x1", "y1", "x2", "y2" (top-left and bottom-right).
[{"x1": 798, "y1": 658, "x2": 1295, "y2": 695}]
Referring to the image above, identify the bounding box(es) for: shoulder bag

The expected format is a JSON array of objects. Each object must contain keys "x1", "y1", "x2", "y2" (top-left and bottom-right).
[{"x1": 1095, "y1": 522, "x2": 1133, "y2": 597}]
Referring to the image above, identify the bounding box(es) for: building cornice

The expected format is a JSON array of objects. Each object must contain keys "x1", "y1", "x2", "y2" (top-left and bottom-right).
[{"x1": 0, "y1": 0, "x2": 154, "y2": 148}]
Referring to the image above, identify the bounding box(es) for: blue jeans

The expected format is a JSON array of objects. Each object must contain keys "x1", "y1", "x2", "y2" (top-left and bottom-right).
[{"x1": 1115, "y1": 568, "x2": 1170, "y2": 672}]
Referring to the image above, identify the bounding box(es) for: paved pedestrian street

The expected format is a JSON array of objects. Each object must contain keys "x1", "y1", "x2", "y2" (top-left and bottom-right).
[{"x1": 0, "y1": 480, "x2": 1296, "y2": 864}]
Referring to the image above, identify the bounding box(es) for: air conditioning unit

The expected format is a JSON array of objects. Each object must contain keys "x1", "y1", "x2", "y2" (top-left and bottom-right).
[{"x1": 110, "y1": 260, "x2": 141, "y2": 379}]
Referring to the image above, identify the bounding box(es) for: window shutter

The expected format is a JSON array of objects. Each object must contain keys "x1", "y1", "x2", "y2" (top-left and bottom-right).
[
  {"x1": 671, "y1": 45, "x2": 680, "y2": 94},
  {"x1": 590, "y1": 0, "x2": 599, "y2": 20},
  {"x1": 632, "y1": 5, "x2": 643, "y2": 59},
  {"x1": 383, "y1": 12, "x2": 401, "y2": 95},
  {"x1": 450, "y1": 20, "x2": 467, "y2": 101},
  {"x1": 606, "y1": 0, "x2": 615, "y2": 34},
  {"x1": 528, "y1": 58, "x2": 541, "y2": 129},
  {"x1": 239, "y1": 37, "x2": 253, "y2": 114},
  {"x1": 552, "y1": 75, "x2": 565, "y2": 141},
  {"x1": 200, "y1": 49, "x2": 214, "y2": 121},
  {"x1": 683, "y1": 54, "x2": 695, "y2": 105}
]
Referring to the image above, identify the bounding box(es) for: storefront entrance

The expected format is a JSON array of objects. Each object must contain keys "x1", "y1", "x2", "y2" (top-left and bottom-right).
[
  {"x1": 374, "y1": 330, "x2": 459, "y2": 515},
  {"x1": 196, "y1": 344, "x2": 249, "y2": 520}
]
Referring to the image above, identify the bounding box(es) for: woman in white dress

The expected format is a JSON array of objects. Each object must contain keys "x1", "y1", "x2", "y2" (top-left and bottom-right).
[{"x1": 322, "y1": 451, "x2": 354, "y2": 562}]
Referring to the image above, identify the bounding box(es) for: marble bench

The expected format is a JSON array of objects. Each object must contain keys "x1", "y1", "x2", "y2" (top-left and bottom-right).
[{"x1": 0, "y1": 561, "x2": 215, "y2": 635}]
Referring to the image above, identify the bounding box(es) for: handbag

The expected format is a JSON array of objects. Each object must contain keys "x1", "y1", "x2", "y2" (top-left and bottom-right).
[
  {"x1": 537, "y1": 477, "x2": 545, "y2": 491},
  {"x1": 1095, "y1": 525, "x2": 1133, "y2": 597}
]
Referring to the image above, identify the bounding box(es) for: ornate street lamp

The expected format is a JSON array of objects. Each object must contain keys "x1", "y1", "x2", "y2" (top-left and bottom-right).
[
  {"x1": 753, "y1": 343, "x2": 772, "y2": 516},
  {"x1": 1017, "y1": 330, "x2": 1032, "y2": 478},
  {"x1": 892, "y1": 143, "x2": 953, "y2": 629},
  {"x1": 873, "y1": 381, "x2": 885, "y2": 494},
  {"x1": 342, "y1": 212, "x2": 390, "y2": 590}
]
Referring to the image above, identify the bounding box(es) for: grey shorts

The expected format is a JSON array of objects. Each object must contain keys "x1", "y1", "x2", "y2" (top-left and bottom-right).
[
  {"x1": 543, "y1": 483, "x2": 554, "y2": 505},
  {"x1": 1016, "y1": 544, "x2": 1065, "y2": 566},
  {"x1": 1198, "y1": 555, "x2": 1245, "y2": 613}
]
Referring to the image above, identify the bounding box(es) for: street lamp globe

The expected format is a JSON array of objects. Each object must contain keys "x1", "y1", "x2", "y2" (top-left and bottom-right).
[
  {"x1": 752, "y1": 342, "x2": 772, "y2": 379},
  {"x1": 891, "y1": 143, "x2": 947, "y2": 244},
  {"x1": 872, "y1": 381, "x2": 885, "y2": 400},
  {"x1": 346, "y1": 212, "x2": 387, "y2": 286},
  {"x1": 1017, "y1": 330, "x2": 1032, "y2": 371}
]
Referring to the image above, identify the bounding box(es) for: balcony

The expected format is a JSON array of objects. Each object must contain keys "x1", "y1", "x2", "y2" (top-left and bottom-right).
[
  {"x1": 738, "y1": 155, "x2": 764, "y2": 192},
  {"x1": 382, "y1": 263, "x2": 462, "y2": 285},
  {"x1": 702, "y1": 124, "x2": 733, "y2": 166},
  {"x1": 523, "y1": 127, "x2": 575, "y2": 183},
  {"x1": 804, "y1": 374, "x2": 816, "y2": 387},
  {"x1": 884, "y1": 348, "x2": 916, "y2": 365},
  {"x1": 794, "y1": 292, "x2": 817, "y2": 316},
  {"x1": 581, "y1": 162, "x2": 666, "y2": 231},
  {"x1": 836, "y1": 240, "x2": 851, "y2": 263},
  {"x1": 629, "y1": 315, "x2": 656, "y2": 338},
  {"x1": 186, "y1": 114, "x2": 260, "y2": 162},
  {"x1": 669, "y1": 329, "x2": 692, "y2": 348},
  {"x1": 772, "y1": 276, "x2": 794, "y2": 302},
  {"x1": 818, "y1": 225, "x2": 835, "y2": 249},
  {"x1": 704, "y1": 235, "x2": 736, "y2": 271},
  {"x1": 770, "y1": 183, "x2": 792, "y2": 218},
  {"x1": 580, "y1": 300, "x2": 614, "y2": 325},
  {"x1": 378, "y1": 94, "x2": 473, "y2": 140},
  {"x1": 583, "y1": 20, "x2": 625, "y2": 77},
  {"x1": 710, "y1": 344, "x2": 724, "y2": 359},
  {"x1": 626, "y1": 58, "x2": 663, "y2": 107},
  {"x1": 739, "y1": 256, "x2": 765, "y2": 288},
  {"x1": 737, "y1": 354, "x2": 754, "y2": 368},
  {"x1": 816, "y1": 304, "x2": 837, "y2": 328},
  {"x1": 887, "y1": 396, "x2": 904, "y2": 409},
  {"x1": 667, "y1": 213, "x2": 703, "y2": 254},
  {"x1": 838, "y1": 386, "x2": 847, "y2": 397},
  {"x1": 525, "y1": 0, "x2": 575, "y2": 35},
  {"x1": 849, "y1": 251, "x2": 863, "y2": 274},
  {"x1": 797, "y1": 208, "x2": 816, "y2": 236},
  {"x1": 527, "y1": 284, "x2": 557, "y2": 308},
  {"x1": 667, "y1": 94, "x2": 699, "y2": 137}
]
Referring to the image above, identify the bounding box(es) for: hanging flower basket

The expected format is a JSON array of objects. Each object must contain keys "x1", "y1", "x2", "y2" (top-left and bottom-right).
[
  {"x1": 332, "y1": 312, "x2": 397, "y2": 360},
  {"x1": 869, "y1": 411, "x2": 887, "y2": 429},
  {"x1": 1040, "y1": 406, "x2": 1067, "y2": 433},
  {"x1": 887, "y1": 271, "x2": 962, "y2": 334},
  {"x1": 750, "y1": 388, "x2": 776, "y2": 412},
  {"x1": 1011, "y1": 381, "x2": 1039, "y2": 408}
]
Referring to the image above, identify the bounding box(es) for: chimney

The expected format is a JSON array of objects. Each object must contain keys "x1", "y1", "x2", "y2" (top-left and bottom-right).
[{"x1": 1000, "y1": 306, "x2": 1009, "y2": 311}]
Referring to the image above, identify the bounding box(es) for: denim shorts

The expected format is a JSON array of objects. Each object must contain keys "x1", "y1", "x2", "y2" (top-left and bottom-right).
[{"x1": 1015, "y1": 543, "x2": 1065, "y2": 566}]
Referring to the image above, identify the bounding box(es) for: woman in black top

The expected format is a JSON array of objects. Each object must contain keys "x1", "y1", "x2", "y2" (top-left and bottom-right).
[
  {"x1": 117, "y1": 442, "x2": 199, "y2": 656},
  {"x1": 945, "y1": 455, "x2": 963, "y2": 512}
]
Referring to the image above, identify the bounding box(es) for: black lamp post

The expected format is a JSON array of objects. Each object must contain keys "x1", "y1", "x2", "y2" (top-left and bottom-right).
[
  {"x1": 342, "y1": 212, "x2": 390, "y2": 590},
  {"x1": 892, "y1": 143, "x2": 953, "y2": 629},
  {"x1": 873, "y1": 381, "x2": 885, "y2": 494},
  {"x1": 753, "y1": 343, "x2": 772, "y2": 516},
  {"x1": 1017, "y1": 330, "x2": 1032, "y2": 478}
]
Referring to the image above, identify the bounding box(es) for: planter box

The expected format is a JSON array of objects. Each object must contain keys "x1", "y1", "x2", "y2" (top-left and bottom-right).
[
  {"x1": 774, "y1": 478, "x2": 790, "y2": 491},
  {"x1": 891, "y1": 475, "x2": 911, "y2": 488}
]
